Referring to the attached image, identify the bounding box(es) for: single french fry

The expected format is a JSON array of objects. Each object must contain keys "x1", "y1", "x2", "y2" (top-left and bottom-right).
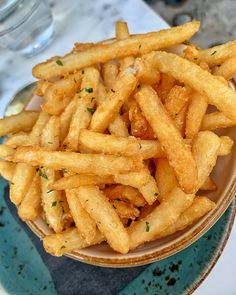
[
  {"x1": 200, "y1": 177, "x2": 217, "y2": 191},
  {"x1": 108, "y1": 115, "x2": 129, "y2": 137},
  {"x1": 135, "y1": 85, "x2": 197, "y2": 194},
  {"x1": 145, "y1": 51, "x2": 236, "y2": 121},
  {"x1": 154, "y1": 73, "x2": 176, "y2": 103},
  {"x1": 173, "y1": 104, "x2": 188, "y2": 136},
  {"x1": 42, "y1": 71, "x2": 82, "y2": 115},
  {"x1": 33, "y1": 21, "x2": 200, "y2": 79},
  {"x1": 155, "y1": 158, "x2": 177, "y2": 201},
  {"x1": 63, "y1": 67, "x2": 99, "y2": 151},
  {"x1": 109, "y1": 200, "x2": 140, "y2": 220},
  {"x1": 198, "y1": 40, "x2": 236, "y2": 66},
  {"x1": 134, "y1": 57, "x2": 161, "y2": 85},
  {"x1": 40, "y1": 116, "x2": 64, "y2": 233},
  {"x1": 29, "y1": 111, "x2": 50, "y2": 145},
  {"x1": 201, "y1": 112, "x2": 235, "y2": 131},
  {"x1": 102, "y1": 62, "x2": 119, "y2": 89},
  {"x1": 77, "y1": 185, "x2": 129, "y2": 254},
  {"x1": 34, "y1": 81, "x2": 52, "y2": 96},
  {"x1": 218, "y1": 136, "x2": 234, "y2": 156},
  {"x1": 41, "y1": 116, "x2": 60, "y2": 151},
  {"x1": 164, "y1": 85, "x2": 190, "y2": 118},
  {"x1": 4, "y1": 132, "x2": 31, "y2": 148},
  {"x1": 43, "y1": 227, "x2": 104, "y2": 257},
  {"x1": 10, "y1": 163, "x2": 35, "y2": 205},
  {"x1": 89, "y1": 69, "x2": 137, "y2": 133},
  {"x1": 65, "y1": 189, "x2": 97, "y2": 243},
  {"x1": 59, "y1": 97, "x2": 77, "y2": 143},
  {"x1": 114, "y1": 168, "x2": 159, "y2": 205},
  {"x1": 18, "y1": 174, "x2": 41, "y2": 221},
  {"x1": 0, "y1": 111, "x2": 39, "y2": 137},
  {"x1": 0, "y1": 160, "x2": 15, "y2": 181},
  {"x1": 8, "y1": 146, "x2": 143, "y2": 175},
  {"x1": 79, "y1": 129, "x2": 164, "y2": 159},
  {"x1": 212, "y1": 56, "x2": 236, "y2": 80},
  {"x1": 156, "y1": 196, "x2": 216, "y2": 239},
  {"x1": 104, "y1": 184, "x2": 146, "y2": 207},
  {"x1": 50, "y1": 174, "x2": 114, "y2": 190},
  {"x1": 185, "y1": 92, "x2": 208, "y2": 140},
  {"x1": 128, "y1": 131, "x2": 221, "y2": 249},
  {"x1": 0, "y1": 145, "x2": 15, "y2": 158},
  {"x1": 182, "y1": 43, "x2": 199, "y2": 63},
  {"x1": 129, "y1": 100, "x2": 155, "y2": 139},
  {"x1": 116, "y1": 21, "x2": 135, "y2": 70}
]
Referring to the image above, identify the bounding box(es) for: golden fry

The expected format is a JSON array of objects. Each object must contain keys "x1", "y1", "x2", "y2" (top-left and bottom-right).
[
  {"x1": 0, "y1": 160, "x2": 15, "y2": 181},
  {"x1": 201, "y1": 112, "x2": 235, "y2": 131}
]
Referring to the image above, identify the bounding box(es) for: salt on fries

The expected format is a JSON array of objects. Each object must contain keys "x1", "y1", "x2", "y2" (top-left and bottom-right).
[{"x1": 0, "y1": 20, "x2": 235, "y2": 256}]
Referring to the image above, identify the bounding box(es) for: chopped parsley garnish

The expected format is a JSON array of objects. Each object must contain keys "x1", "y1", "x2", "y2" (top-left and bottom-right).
[
  {"x1": 145, "y1": 221, "x2": 150, "y2": 232},
  {"x1": 37, "y1": 168, "x2": 48, "y2": 180},
  {"x1": 56, "y1": 60, "x2": 63, "y2": 66},
  {"x1": 47, "y1": 189, "x2": 54, "y2": 194},
  {"x1": 87, "y1": 107, "x2": 96, "y2": 114},
  {"x1": 61, "y1": 168, "x2": 68, "y2": 174},
  {"x1": 48, "y1": 141, "x2": 53, "y2": 144},
  {"x1": 211, "y1": 51, "x2": 217, "y2": 56},
  {"x1": 80, "y1": 87, "x2": 93, "y2": 93},
  {"x1": 51, "y1": 201, "x2": 57, "y2": 207}
]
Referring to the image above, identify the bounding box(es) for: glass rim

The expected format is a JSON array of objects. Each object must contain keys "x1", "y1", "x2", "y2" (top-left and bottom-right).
[{"x1": 0, "y1": 0, "x2": 41, "y2": 37}]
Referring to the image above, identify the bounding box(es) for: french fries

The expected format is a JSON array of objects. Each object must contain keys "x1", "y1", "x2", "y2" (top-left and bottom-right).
[
  {"x1": 1, "y1": 20, "x2": 236, "y2": 257},
  {"x1": 33, "y1": 21, "x2": 200, "y2": 79},
  {"x1": 0, "y1": 111, "x2": 39, "y2": 137},
  {"x1": 145, "y1": 51, "x2": 236, "y2": 121},
  {"x1": 77, "y1": 186, "x2": 129, "y2": 254},
  {"x1": 79, "y1": 129, "x2": 163, "y2": 159},
  {"x1": 135, "y1": 85, "x2": 197, "y2": 194},
  {"x1": 8, "y1": 146, "x2": 143, "y2": 175}
]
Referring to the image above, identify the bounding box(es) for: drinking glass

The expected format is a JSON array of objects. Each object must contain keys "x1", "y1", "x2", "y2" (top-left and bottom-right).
[{"x1": 0, "y1": 0, "x2": 54, "y2": 57}]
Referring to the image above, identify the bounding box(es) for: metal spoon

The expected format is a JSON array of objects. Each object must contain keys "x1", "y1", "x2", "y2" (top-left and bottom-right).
[{"x1": 4, "y1": 82, "x2": 36, "y2": 117}]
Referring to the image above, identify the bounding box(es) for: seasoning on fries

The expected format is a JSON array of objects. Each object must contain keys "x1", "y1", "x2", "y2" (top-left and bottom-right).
[{"x1": 0, "y1": 20, "x2": 235, "y2": 256}]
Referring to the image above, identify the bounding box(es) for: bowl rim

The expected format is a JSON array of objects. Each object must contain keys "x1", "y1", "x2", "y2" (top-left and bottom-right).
[{"x1": 27, "y1": 175, "x2": 236, "y2": 267}]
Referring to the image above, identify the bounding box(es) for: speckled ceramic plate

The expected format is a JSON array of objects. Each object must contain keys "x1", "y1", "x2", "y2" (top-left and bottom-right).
[{"x1": 0, "y1": 177, "x2": 235, "y2": 295}]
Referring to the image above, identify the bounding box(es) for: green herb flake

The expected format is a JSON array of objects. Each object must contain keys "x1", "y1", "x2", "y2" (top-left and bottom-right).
[
  {"x1": 48, "y1": 141, "x2": 53, "y2": 145},
  {"x1": 145, "y1": 221, "x2": 150, "y2": 232},
  {"x1": 87, "y1": 107, "x2": 96, "y2": 114},
  {"x1": 80, "y1": 87, "x2": 93, "y2": 93},
  {"x1": 51, "y1": 201, "x2": 57, "y2": 207},
  {"x1": 47, "y1": 189, "x2": 54, "y2": 194},
  {"x1": 211, "y1": 51, "x2": 217, "y2": 56},
  {"x1": 37, "y1": 168, "x2": 48, "y2": 180},
  {"x1": 56, "y1": 60, "x2": 63, "y2": 66},
  {"x1": 61, "y1": 168, "x2": 68, "y2": 174}
]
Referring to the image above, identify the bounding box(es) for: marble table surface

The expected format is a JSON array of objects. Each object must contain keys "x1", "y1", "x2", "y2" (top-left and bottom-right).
[{"x1": 0, "y1": 0, "x2": 235, "y2": 294}]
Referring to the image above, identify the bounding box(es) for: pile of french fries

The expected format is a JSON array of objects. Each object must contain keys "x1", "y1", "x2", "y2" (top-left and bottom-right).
[{"x1": 0, "y1": 20, "x2": 236, "y2": 256}]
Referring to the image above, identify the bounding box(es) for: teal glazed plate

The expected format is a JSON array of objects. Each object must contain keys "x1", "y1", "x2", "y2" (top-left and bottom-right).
[{"x1": 0, "y1": 175, "x2": 235, "y2": 295}]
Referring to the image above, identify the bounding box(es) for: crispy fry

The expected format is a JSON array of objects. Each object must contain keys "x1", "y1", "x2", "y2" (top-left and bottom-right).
[
  {"x1": 134, "y1": 57, "x2": 161, "y2": 85},
  {"x1": 185, "y1": 93, "x2": 208, "y2": 140},
  {"x1": 145, "y1": 51, "x2": 236, "y2": 121},
  {"x1": 198, "y1": 40, "x2": 236, "y2": 66},
  {"x1": 8, "y1": 146, "x2": 143, "y2": 175},
  {"x1": 113, "y1": 168, "x2": 159, "y2": 205},
  {"x1": 0, "y1": 145, "x2": 15, "y2": 158},
  {"x1": 155, "y1": 158, "x2": 177, "y2": 201},
  {"x1": 66, "y1": 189, "x2": 97, "y2": 243},
  {"x1": 108, "y1": 116, "x2": 129, "y2": 137},
  {"x1": 79, "y1": 129, "x2": 163, "y2": 159},
  {"x1": 129, "y1": 100, "x2": 155, "y2": 139},
  {"x1": 154, "y1": 73, "x2": 176, "y2": 103},
  {"x1": 18, "y1": 174, "x2": 41, "y2": 221},
  {"x1": 200, "y1": 177, "x2": 217, "y2": 191},
  {"x1": 77, "y1": 185, "x2": 129, "y2": 254},
  {"x1": 34, "y1": 81, "x2": 52, "y2": 96},
  {"x1": 0, "y1": 111, "x2": 39, "y2": 137},
  {"x1": 43, "y1": 227, "x2": 104, "y2": 256},
  {"x1": 29, "y1": 111, "x2": 50, "y2": 145},
  {"x1": 4, "y1": 132, "x2": 31, "y2": 148},
  {"x1": 0, "y1": 160, "x2": 15, "y2": 181},
  {"x1": 156, "y1": 196, "x2": 216, "y2": 239},
  {"x1": 173, "y1": 104, "x2": 188, "y2": 136},
  {"x1": 129, "y1": 131, "x2": 221, "y2": 249},
  {"x1": 102, "y1": 62, "x2": 119, "y2": 89},
  {"x1": 218, "y1": 136, "x2": 234, "y2": 156},
  {"x1": 97, "y1": 82, "x2": 107, "y2": 105},
  {"x1": 104, "y1": 184, "x2": 146, "y2": 207},
  {"x1": 135, "y1": 85, "x2": 197, "y2": 193},
  {"x1": 89, "y1": 70, "x2": 137, "y2": 133},
  {"x1": 201, "y1": 112, "x2": 235, "y2": 130},
  {"x1": 10, "y1": 163, "x2": 35, "y2": 205},
  {"x1": 213, "y1": 56, "x2": 236, "y2": 80},
  {"x1": 50, "y1": 174, "x2": 114, "y2": 190},
  {"x1": 63, "y1": 67, "x2": 99, "y2": 151},
  {"x1": 41, "y1": 116, "x2": 60, "y2": 151},
  {"x1": 109, "y1": 200, "x2": 140, "y2": 220},
  {"x1": 33, "y1": 21, "x2": 200, "y2": 79}
]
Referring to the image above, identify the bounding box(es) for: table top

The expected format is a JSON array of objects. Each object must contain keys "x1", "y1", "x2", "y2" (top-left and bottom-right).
[{"x1": 0, "y1": 0, "x2": 235, "y2": 294}]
